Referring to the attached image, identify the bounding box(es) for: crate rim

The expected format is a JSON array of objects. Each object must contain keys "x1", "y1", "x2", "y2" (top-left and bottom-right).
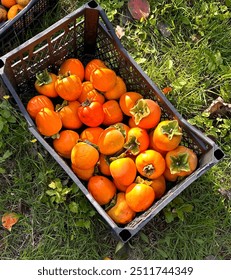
[{"x1": 0, "y1": 0, "x2": 225, "y2": 243}]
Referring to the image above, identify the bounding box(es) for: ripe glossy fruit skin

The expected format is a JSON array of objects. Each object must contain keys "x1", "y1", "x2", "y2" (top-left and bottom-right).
[
  {"x1": 35, "y1": 107, "x2": 62, "y2": 137},
  {"x1": 165, "y1": 146, "x2": 198, "y2": 177},
  {"x1": 135, "y1": 149, "x2": 166, "y2": 179},
  {"x1": 72, "y1": 164, "x2": 95, "y2": 181},
  {"x1": 88, "y1": 175, "x2": 116, "y2": 205},
  {"x1": 163, "y1": 167, "x2": 178, "y2": 182},
  {"x1": 104, "y1": 76, "x2": 127, "y2": 100},
  {"x1": 148, "y1": 130, "x2": 167, "y2": 156},
  {"x1": 125, "y1": 183, "x2": 155, "y2": 212},
  {"x1": 7, "y1": 4, "x2": 23, "y2": 20},
  {"x1": 90, "y1": 67, "x2": 117, "y2": 92},
  {"x1": 78, "y1": 101, "x2": 104, "y2": 127},
  {"x1": 35, "y1": 72, "x2": 58, "y2": 98},
  {"x1": 98, "y1": 153, "x2": 111, "y2": 176},
  {"x1": 124, "y1": 127, "x2": 149, "y2": 155},
  {"x1": 26, "y1": 95, "x2": 54, "y2": 119},
  {"x1": 153, "y1": 120, "x2": 182, "y2": 151},
  {"x1": 53, "y1": 130, "x2": 79, "y2": 159},
  {"x1": 150, "y1": 175, "x2": 166, "y2": 199},
  {"x1": 107, "y1": 192, "x2": 136, "y2": 224},
  {"x1": 80, "y1": 127, "x2": 104, "y2": 145},
  {"x1": 110, "y1": 157, "x2": 137, "y2": 186},
  {"x1": 79, "y1": 81, "x2": 105, "y2": 104},
  {"x1": 59, "y1": 101, "x2": 83, "y2": 130},
  {"x1": 59, "y1": 58, "x2": 85, "y2": 81},
  {"x1": 98, "y1": 127, "x2": 125, "y2": 155},
  {"x1": 102, "y1": 100, "x2": 123, "y2": 126},
  {"x1": 55, "y1": 74, "x2": 82, "y2": 101},
  {"x1": 130, "y1": 98, "x2": 161, "y2": 129},
  {"x1": 1, "y1": 0, "x2": 16, "y2": 9},
  {"x1": 84, "y1": 59, "x2": 106, "y2": 81},
  {"x1": 71, "y1": 142, "x2": 99, "y2": 170},
  {"x1": 16, "y1": 0, "x2": 30, "y2": 7},
  {"x1": 119, "y1": 91, "x2": 142, "y2": 116}
]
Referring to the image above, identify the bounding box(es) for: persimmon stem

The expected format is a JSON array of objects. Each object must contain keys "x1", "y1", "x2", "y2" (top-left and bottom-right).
[
  {"x1": 135, "y1": 176, "x2": 152, "y2": 185},
  {"x1": 143, "y1": 164, "x2": 155, "y2": 176},
  {"x1": 55, "y1": 100, "x2": 68, "y2": 112},
  {"x1": 123, "y1": 136, "x2": 140, "y2": 155},
  {"x1": 111, "y1": 123, "x2": 127, "y2": 139},
  {"x1": 130, "y1": 99, "x2": 150, "y2": 125},
  {"x1": 161, "y1": 120, "x2": 182, "y2": 140},
  {"x1": 170, "y1": 153, "x2": 190, "y2": 174},
  {"x1": 81, "y1": 98, "x2": 92, "y2": 107},
  {"x1": 36, "y1": 69, "x2": 52, "y2": 86}
]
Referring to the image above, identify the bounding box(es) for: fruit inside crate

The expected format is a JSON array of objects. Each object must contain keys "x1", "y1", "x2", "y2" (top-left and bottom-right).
[{"x1": 0, "y1": 1, "x2": 224, "y2": 242}]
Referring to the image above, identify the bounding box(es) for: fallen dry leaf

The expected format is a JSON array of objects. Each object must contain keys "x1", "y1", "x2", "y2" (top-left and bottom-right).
[
  {"x1": 218, "y1": 188, "x2": 231, "y2": 201},
  {"x1": 162, "y1": 87, "x2": 173, "y2": 94},
  {"x1": 157, "y1": 22, "x2": 171, "y2": 37},
  {"x1": 204, "y1": 97, "x2": 231, "y2": 117},
  {"x1": 2, "y1": 212, "x2": 20, "y2": 231},
  {"x1": 128, "y1": 0, "x2": 150, "y2": 20},
  {"x1": 115, "y1": 25, "x2": 125, "y2": 39}
]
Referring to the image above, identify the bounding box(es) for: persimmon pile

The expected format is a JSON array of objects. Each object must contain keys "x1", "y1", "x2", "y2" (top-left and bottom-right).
[
  {"x1": 0, "y1": 0, "x2": 30, "y2": 22},
  {"x1": 26, "y1": 57, "x2": 198, "y2": 225}
]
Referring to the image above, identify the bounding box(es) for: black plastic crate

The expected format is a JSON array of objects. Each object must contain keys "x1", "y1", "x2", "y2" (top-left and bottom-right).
[
  {"x1": 0, "y1": 0, "x2": 55, "y2": 56},
  {"x1": 0, "y1": 1, "x2": 225, "y2": 243}
]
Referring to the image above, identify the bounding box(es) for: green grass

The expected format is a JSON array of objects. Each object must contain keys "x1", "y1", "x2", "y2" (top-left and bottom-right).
[{"x1": 0, "y1": 0, "x2": 231, "y2": 260}]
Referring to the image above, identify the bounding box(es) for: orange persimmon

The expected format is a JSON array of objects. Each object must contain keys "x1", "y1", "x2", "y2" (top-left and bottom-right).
[
  {"x1": 124, "y1": 127, "x2": 149, "y2": 155},
  {"x1": 165, "y1": 146, "x2": 198, "y2": 177},
  {"x1": 110, "y1": 157, "x2": 137, "y2": 186},
  {"x1": 55, "y1": 73, "x2": 82, "y2": 101},
  {"x1": 84, "y1": 58, "x2": 106, "y2": 81},
  {"x1": 53, "y1": 130, "x2": 79, "y2": 159},
  {"x1": 153, "y1": 120, "x2": 182, "y2": 151},
  {"x1": 125, "y1": 183, "x2": 155, "y2": 212},
  {"x1": 58, "y1": 58, "x2": 85, "y2": 81},
  {"x1": 107, "y1": 192, "x2": 136, "y2": 224},
  {"x1": 102, "y1": 100, "x2": 123, "y2": 126},
  {"x1": 88, "y1": 175, "x2": 116, "y2": 205},
  {"x1": 98, "y1": 127, "x2": 125, "y2": 155},
  {"x1": 58, "y1": 101, "x2": 83, "y2": 130},
  {"x1": 135, "y1": 149, "x2": 166, "y2": 179},
  {"x1": 35, "y1": 107, "x2": 62, "y2": 137},
  {"x1": 80, "y1": 127, "x2": 104, "y2": 145},
  {"x1": 119, "y1": 91, "x2": 142, "y2": 116},
  {"x1": 130, "y1": 98, "x2": 161, "y2": 129},
  {"x1": 71, "y1": 141, "x2": 99, "y2": 170},
  {"x1": 34, "y1": 69, "x2": 58, "y2": 98},
  {"x1": 90, "y1": 67, "x2": 117, "y2": 92},
  {"x1": 26, "y1": 95, "x2": 54, "y2": 119},
  {"x1": 104, "y1": 76, "x2": 127, "y2": 100}
]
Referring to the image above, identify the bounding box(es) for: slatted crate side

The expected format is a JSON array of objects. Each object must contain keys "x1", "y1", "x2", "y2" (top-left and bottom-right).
[{"x1": 0, "y1": 1, "x2": 224, "y2": 243}]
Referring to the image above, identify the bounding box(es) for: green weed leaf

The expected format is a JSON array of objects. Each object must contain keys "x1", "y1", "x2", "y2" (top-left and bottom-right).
[
  {"x1": 0, "y1": 150, "x2": 13, "y2": 164},
  {"x1": 140, "y1": 232, "x2": 149, "y2": 244},
  {"x1": 156, "y1": 248, "x2": 168, "y2": 258},
  {"x1": 69, "y1": 202, "x2": 79, "y2": 213},
  {"x1": 75, "y1": 219, "x2": 91, "y2": 229}
]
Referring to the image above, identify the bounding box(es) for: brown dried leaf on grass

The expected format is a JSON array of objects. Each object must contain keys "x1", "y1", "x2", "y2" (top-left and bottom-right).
[
  {"x1": 157, "y1": 22, "x2": 172, "y2": 37},
  {"x1": 2, "y1": 212, "x2": 20, "y2": 231},
  {"x1": 162, "y1": 87, "x2": 173, "y2": 95},
  {"x1": 128, "y1": 0, "x2": 150, "y2": 20},
  {"x1": 115, "y1": 25, "x2": 125, "y2": 39},
  {"x1": 218, "y1": 188, "x2": 231, "y2": 201},
  {"x1": 204, "y1": 97, "x2": 231, "y2": 117}
]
